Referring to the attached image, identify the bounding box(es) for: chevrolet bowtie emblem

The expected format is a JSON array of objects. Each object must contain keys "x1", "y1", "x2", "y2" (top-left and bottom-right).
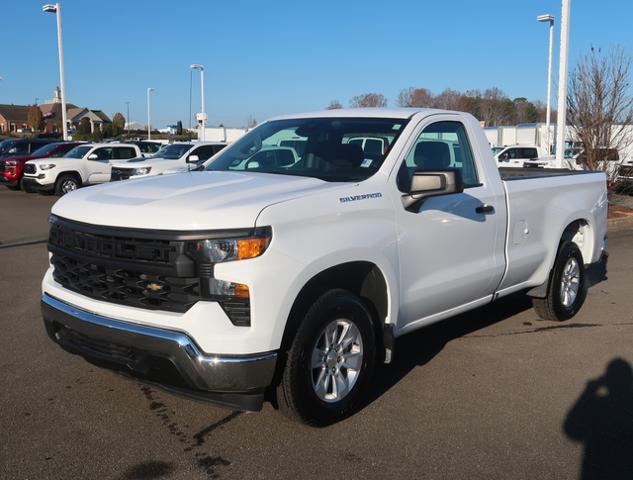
[{"x1": 146, "y1": 282, "x2": 163, "y2": 292}]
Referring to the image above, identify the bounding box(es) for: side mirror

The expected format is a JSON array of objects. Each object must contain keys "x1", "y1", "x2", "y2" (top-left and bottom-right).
[
  {"x1": 402, "y1": 169, "x2": 463, "y2": 212},
  {"x1": 187, "y1": 155, "x2": 200, "y2": 163},
  {"x1": 499, "y1": 153, "x2": 509, "y2": 161},
  {"x1": 87, "y1": 153, "x2": 98, "y2": 160}
]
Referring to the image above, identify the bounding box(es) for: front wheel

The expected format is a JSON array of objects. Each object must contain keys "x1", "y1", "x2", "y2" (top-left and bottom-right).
[
  {"x1": 54, "y1": 174, "x2": 80, "y2": 196},
  {"x1": 533, "y1": 241, "x2": 587, "y2": 321},
  {"x1": 276, "y1": 289, "x2": 377, "y2": 426}
]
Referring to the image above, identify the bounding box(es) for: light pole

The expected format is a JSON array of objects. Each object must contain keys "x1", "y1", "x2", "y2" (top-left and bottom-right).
[
  {"x1": 43, "y1": 3, "x2": 68, "y2": 140},
  {"x1": 555, "y1": 0, "x2": 572, "y2": 168},
  {"x1": 537, "y1": 14, "x2": 555, "y2": 157},
  {"x1": 190, "y1": 64, "x2": 206, "y2": 141},
  {"x1": 147, "y1": 88, "x2": 155, "y2": 140},
  {"x1": 125, "y1": 101, "x2": 130, "y2": 133}
]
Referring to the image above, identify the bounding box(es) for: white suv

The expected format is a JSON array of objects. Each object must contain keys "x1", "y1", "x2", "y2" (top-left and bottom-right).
[
  {"x1": 110, "y1": 142, "x2": 226, "y2": 181},
  {"x1": 23, "y1": 143, "x2": 141, "y2": 195}
]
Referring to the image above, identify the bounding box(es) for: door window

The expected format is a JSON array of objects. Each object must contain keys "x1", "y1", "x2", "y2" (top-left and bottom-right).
[
  {"x1": 113, "y1": 147, "x2": 137, "y2": 159},
  {"x1": 190, "y1": 145, "x2": 216, "y2": 161},
  {"x1": 521, "y1": 148, "x2": 538, "y2": 159},
  {"x1": 92, "y1": 148, "x2": 113, "y2": 160},
  {"x1": 399, "y1": 121, "x2": 479, "y2": 190}
]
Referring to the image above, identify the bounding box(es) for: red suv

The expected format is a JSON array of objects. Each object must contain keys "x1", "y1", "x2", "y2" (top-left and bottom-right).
[{"x1": 1, "y1": 142, "x2": 82, "y2": 190}]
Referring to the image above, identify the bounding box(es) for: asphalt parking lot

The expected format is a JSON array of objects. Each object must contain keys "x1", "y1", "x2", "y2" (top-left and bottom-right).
[{"x1": 1, "y1": 187, "x2": 632, "y2": 480}]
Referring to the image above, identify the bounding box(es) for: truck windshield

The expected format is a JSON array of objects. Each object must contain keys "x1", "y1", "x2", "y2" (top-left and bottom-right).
[
  {"x1": 153, "y1": 144, "x2": 192, "y2": 160},
  {"x1": 65, "y1": 146, "x2": 92, "y2": 159},
  {"x1": 206, "y1": 118, "x2": 408, "y2": 182}
]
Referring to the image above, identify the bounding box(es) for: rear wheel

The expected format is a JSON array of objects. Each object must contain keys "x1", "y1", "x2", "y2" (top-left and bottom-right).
[
  {"x1": 276, "y1": 289, "x2": 377, "y2": 426},
  {"x1": 533, "y1": 241, "x2": 587, "y2": 321},
  {"x1": 55, "y1": 174, "x2": 80, "y2": 196}
]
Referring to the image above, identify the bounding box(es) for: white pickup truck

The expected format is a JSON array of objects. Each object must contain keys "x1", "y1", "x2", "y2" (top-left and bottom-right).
[
  {"x1": 495, "y1": 145, "x2": 550, "y2": 168},
  {"x1": 109, "y1": 142, "x2": 227, "y2": 181},
  {"x1": 41, "y1": 108, "x2": 607, "y2": 425},
  {"x1": 23, "y1": 143, "x2": 141, "y2": 195}
]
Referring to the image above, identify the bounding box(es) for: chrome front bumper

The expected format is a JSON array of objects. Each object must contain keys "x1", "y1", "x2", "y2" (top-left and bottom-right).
[{"x1": 41, "y1": 294, "x2": 277, "y2": 410}]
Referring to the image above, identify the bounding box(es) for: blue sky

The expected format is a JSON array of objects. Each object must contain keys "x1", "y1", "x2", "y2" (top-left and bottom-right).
[{"x1": 1, "y1": 0, "x2": 631, "y2": 128}]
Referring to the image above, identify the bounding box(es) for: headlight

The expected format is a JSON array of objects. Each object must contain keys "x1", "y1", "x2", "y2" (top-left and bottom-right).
[
  {"x1": 39, "y1": 163, "x2": 56, "y2": 170},
  {"x1": 186, "y1": 227, "x2": 272, "y2": 263},
  {"x1": 133, "y1": 167, "x2": 151, "y2": 175},
  {"x1": 5, "y1": 160, "x2": 17, "y2": 166}
]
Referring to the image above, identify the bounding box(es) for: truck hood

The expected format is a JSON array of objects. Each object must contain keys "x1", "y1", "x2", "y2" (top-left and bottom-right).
[{"x1": 52, "y1": 170, "x2": 342, "y2": 230}]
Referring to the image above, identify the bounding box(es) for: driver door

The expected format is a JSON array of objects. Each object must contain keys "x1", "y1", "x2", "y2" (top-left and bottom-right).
[
  {"x1": 85, "y1": 147, "x2": 113, "y2": 184},
  {"x1": 393, "y1": 118, "x2": 506, "y2": 332}
]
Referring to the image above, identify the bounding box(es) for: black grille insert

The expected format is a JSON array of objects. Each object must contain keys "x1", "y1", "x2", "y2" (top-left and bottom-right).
[
  {"x1": 25, "y1": 163, "x2": 36, "y2": 174},
  {"x1": 48, "y1": 218, "x2": 200, "y2": 313}
]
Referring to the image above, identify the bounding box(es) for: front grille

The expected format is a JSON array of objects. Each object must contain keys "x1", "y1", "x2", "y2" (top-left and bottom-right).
[
  {"x1": 48, "y1": 217, "x2": 253, "y2": 324},
  {"x1": 24, "y1": 163, "x2": 36, "y2": 174},
  {"x1": 111, "y1": 168, "x2": 132, "y2": 181},
  {"x1": 48, "y1": 218, "x2": 200, "y2": 313},
  {"x1": 49, "y1": 220, "x2": 177, "y2": 264},
  {"x1": 51, "y1": 253, "x2": 200, "y2": 311}
]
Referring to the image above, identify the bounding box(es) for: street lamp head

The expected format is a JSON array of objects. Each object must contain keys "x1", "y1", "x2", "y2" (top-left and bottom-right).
[
  {"x1": 190, "y1": 63, "x2": 204, "y2": 71},
  {"x1": 42, "y1": 3, "x2": 58, "y2": 13},
  {"x1": 147, "y1": 87, "x2": 155, "y2": 93},
  {"x1": 537, "y1": 14, "x2": 555, "y2": 23}
]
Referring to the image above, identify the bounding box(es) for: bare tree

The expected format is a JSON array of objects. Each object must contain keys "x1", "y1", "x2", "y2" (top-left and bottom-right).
[
  {"x1": 432, "y1": 88, "x2": 461, "y2": 110},
  {"x1": 326, "y1": 100, "x2": 342, "y2": 110},
  {"x1": 349, "y1": 93, "x2": 387, "y2": 108},
  {"x1": 397, "y1": 87, "x2": 434, "y2": 107},
  {"x1": 567, "y1": 46, "x2": 633, "y2": 181}
]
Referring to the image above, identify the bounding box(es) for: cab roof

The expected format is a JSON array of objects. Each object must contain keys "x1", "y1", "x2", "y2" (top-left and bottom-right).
[{"x1": 269, "y1": 107, "x2": 459, "y2": 121}]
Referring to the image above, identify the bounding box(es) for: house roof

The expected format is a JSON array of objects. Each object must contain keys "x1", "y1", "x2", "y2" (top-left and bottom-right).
[
  {"x1": 67, "y1": 107, "x2": 88, "y2": 121},
  {"x1": 90, "y1": 110, "x2": 111, "y2": 123},
  {"x1": 0, "y1": 104, "x2": 30, "y2": 122}
]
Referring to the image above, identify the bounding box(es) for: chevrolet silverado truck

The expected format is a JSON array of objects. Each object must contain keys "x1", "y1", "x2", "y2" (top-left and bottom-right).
[
  {"x1": 40, "y1": 109, "x2": 608, "y2": 425},
  {"x1": 23, "y1": 143, "x2": 141, "y2": 195}
]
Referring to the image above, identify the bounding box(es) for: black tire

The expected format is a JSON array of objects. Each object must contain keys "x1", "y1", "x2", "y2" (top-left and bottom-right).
[
  {"x1": 276, "y1": 289, "x2": 377, "y2": 426},
  {"x1": 533, "y1": 241, "x2": 587, "y2": 321},
  {"x1": 54, "y1": 174, "x2": 80, "y2": 196}
]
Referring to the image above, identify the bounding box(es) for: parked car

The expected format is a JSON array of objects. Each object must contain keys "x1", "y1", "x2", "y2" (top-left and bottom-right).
[
  {"x1": 0, "y1": 137, "x2": 60, "y2": 159},
  {"x1": 40, "y1": 108, "x2": 607, "y2": 425},
  {"x1": 495, "y1": 145, "x2": 550, "y2": 168},
  {"x1": 0, "y1": 141, "x2": 82, "y2": 190},
  {"x1": 124, "y1": 140, "x2": 165, "y2": 156},
  {"x1": 110, "y1": 142, "x2": 226, "y2": 181},
  {"x1": 22, "y1": 143, "x2": 141, "y2": 195}
]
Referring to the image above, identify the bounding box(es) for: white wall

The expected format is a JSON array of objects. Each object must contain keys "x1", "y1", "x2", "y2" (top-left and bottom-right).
[{"x1": 202, "y1": 126, "x2": 249, "y2": 143}]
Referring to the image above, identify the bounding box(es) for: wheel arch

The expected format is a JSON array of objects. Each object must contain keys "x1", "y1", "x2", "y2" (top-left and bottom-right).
[
  {"x1": 56, "y1": 170, "x2": 83, "y2": 185},
  {"x1": 527, "y1": 218, "x2": 592, "y2": 298},
  {"x1": 280, "y1": 261, "x2": 392, "y2": 359}
]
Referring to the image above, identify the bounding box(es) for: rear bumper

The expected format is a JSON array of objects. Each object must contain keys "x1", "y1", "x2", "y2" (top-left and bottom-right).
[{"x1": 41, "y1": 294, "x2": 278, "y2": 411}]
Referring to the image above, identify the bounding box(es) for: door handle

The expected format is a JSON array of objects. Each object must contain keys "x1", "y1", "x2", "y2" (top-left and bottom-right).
[{"x1": 476, "y1": 204, "x2": 495, "y2": 214}]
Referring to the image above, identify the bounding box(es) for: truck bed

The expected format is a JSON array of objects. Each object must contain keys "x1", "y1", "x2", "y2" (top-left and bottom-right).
[{"x1": 499, "y1": 167, "x2": 595, "y2": 181}]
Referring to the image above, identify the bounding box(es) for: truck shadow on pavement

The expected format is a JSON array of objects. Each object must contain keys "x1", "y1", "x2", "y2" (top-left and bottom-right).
[
  {"x1": 365, "y1": 292, "x2": 535, "y2": 408},
  {"x1": 563, "y1": 358, "x2": 633, "y2": 480}
]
